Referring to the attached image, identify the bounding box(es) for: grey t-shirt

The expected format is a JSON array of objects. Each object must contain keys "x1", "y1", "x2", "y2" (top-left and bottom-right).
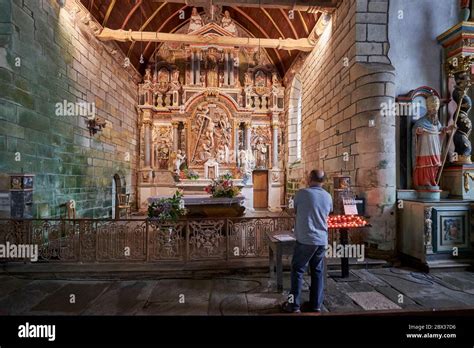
[{"x1": 294, "y1": 186, "x2": 333, "y2": 246}]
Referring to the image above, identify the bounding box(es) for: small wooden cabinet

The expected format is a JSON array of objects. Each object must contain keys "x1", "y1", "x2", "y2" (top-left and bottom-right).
[{"x1": 253, "y1": 170, "x2": 268, "y2": 209}]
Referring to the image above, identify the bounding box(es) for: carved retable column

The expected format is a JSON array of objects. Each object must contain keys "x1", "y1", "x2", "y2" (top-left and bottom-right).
[
  {"x1": 245, "y1": 121, "x2": 252, "y2": 151},
  {"x1": 140, "y1": 109, "x2": 153, "y2": 183},
  {"x1": 172, "y1": 122, "x2": 179, "y2": 153},
  {"x1": 272, "y1": 123, "x2": 279, "y2": 169}
]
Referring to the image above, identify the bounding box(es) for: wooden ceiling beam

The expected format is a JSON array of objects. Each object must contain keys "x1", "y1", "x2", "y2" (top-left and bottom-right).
[{"x1": 98, "y1": 27, "x2": 316, "y2": 51}]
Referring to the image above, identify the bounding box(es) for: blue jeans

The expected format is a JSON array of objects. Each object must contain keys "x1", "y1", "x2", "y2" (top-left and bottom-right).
[{"x1": 289, "y1": 242, "x2": 326, "y2": 310}]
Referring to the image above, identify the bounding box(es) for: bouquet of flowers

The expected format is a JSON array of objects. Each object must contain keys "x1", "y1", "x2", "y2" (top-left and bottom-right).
[
  {"x1": 147, "y1": 190, "x2": 187, "y2": 223},
  {"x1": 178, "y1": 167, "x2": 199, "y2": 180},
  {"x1": 205, "y1": 174, "x2": 241, "y2": 198}
]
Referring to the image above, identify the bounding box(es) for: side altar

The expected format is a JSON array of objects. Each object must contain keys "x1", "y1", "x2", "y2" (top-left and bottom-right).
[
  {"x1": 136, "y1": 8, "x2": 285, "y2": 213},
  {"x1": 396, "y1": 15, "x2": 474, "y2": 271}
]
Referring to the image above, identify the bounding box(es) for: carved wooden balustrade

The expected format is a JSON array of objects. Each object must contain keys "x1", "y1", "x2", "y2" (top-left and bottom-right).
[{"x1": 0, "y1": 217, "x2": 295, "y2": 264}]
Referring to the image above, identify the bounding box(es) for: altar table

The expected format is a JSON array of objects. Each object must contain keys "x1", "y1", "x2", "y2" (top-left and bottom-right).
[{"x1": 148, "y1": 195, "x2": 246, "y2": 217}]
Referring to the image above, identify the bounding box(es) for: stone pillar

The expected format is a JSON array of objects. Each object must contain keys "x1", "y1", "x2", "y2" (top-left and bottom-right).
[
  {"x1": 245, "y1": 121, "x2": 252, "y2": 150},
  {"x1": 272, "y1": 124, "x2": 279, "y2": 169},
  {"x1": 172, "y1": 122, "x2": 179, "y2": 152}
]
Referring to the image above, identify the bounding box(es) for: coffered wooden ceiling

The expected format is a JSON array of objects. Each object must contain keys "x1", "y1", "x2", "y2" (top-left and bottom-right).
[{"x1": 80, "y1": 0, "x2": 335, "y2": 76}]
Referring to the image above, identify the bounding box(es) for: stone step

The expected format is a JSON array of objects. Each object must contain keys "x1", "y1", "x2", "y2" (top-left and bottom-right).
[{"x1": 426, "y1": 259, "x2": 473, "y2": 273}]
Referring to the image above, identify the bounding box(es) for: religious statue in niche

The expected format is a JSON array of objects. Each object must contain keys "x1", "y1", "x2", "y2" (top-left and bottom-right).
[
  {"x1": 157, "y1": 140, "x2": 170, "y2": 169},
  {"x1": 412, "y1": 95, "x2": 455, "y2": 189},
  {"x1": 452, "y1": 75, "x2": 472, "y2": 164},
  {"x1": 188, "y1": 7, "x2": 203, "y2": 33},
  {"x1": 272, "y1": 71, "x2": 281, "y2": 86},
  {"x1": 239, "y1": 147, "x2": 255, "y2": 184},
  {"x1": 144, "y1": 68, "x2": 152, "y2": 83},
  {"x1": 251, "y1": 126, "x2": 271, "y2": 169},
  {"x1": 153, "y1": 126, "x2": 173, "y2": 170},
  {"x1": 206, "y1": 49, "x2": 220, "y2": 88},
  {"x1": 220, "y1": 10, "x2": 237, "y2": 35},
  {"x1": 255, "y1": 70, "x2": 269, "y2": 96},
  {"x1": 254, "y1": 138, "x2": 268, "y2": 169},
  {"x1": 157, "y1": 67, "x2": 170, "y2": 94},
  {"x1": 174, "y1": 150, "x2": 186, "y2": 175},
  {"x1": 170, "y1": 69, "x2": 181, "y2": 91}
]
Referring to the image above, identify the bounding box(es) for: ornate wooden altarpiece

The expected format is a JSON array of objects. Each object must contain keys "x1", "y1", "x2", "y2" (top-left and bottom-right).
[{"x1": 136, "y1": 11, "x2": 285, "y2": 211}]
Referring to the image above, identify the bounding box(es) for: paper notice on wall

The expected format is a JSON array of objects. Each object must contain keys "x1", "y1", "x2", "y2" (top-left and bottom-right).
[{"x1": 343, "y1": 198, "x2": 359, "y2": 215}]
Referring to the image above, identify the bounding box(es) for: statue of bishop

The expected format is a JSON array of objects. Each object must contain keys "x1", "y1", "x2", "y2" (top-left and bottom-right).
[{"x1": 412, "y1": 95, "x2": 454, "y2": 189}]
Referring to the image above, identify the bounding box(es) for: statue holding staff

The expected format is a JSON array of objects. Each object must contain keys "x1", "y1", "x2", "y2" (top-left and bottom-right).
[{"x1": 412, "y1": 95, "x2": 455, "y2": 189}]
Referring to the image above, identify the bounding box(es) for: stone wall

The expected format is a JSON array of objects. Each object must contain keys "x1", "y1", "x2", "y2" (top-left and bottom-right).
[
  {"x1": 0, "y1": 0, "x2": 140, "y2": 218},
  {"x1": 285, "y1": 0, "x2": 397, "y2": 252}
]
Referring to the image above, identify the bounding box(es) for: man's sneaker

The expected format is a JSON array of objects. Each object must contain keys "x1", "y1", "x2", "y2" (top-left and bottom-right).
[
  {"x1": 302, "y1": 301, "x2": 322, "y2": 313},
  {"x1": 281, "y1": 301, "x2": 301, "y2": 313}
]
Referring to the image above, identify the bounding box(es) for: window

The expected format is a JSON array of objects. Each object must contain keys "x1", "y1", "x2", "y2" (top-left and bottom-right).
[{"x1": 288, "y1": 75, "x2": 302, "y2": 163}]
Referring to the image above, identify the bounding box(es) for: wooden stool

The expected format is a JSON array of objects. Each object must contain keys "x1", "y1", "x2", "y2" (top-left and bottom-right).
[{"x1": 66, "y1": 200, "x2": 76, "y2": 219}]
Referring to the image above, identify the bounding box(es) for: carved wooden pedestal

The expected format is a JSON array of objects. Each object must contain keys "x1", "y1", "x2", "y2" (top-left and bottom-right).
[{"x1": 441, "y1": 164, "x2": 474, "y2": 200}]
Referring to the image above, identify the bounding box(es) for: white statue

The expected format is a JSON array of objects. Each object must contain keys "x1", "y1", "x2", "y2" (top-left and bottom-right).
[
  {"x1": 188, "y1": 7, "x2": 203, "y2": 33},
  {"x1": 170, "y1": 69, "x2": 181, "y2": 91},
  {"x1": 239, "y1": 148, "x2": 255, "y2": 177},
  {"x1": 255, "y1": 139, "x2": 267, "y2": 168},
  {"x1": 221, "y1": 10, "x2": 237, "y2": 35},
  {"x1": 174, "y1": 150, "x2": 186, "y2": 174}
]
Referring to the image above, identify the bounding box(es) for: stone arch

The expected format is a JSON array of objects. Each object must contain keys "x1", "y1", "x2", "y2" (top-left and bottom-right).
[{"x1": 112, "y1": 172, "x2": 126, "y2": 219}]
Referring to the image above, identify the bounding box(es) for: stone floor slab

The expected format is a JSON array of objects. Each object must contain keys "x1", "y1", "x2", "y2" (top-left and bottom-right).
[
  {"x1": 82, "y1": 281, "x2": 157, "y2": 315},
  {"x1": 347, "y1": 291, "x2": 402, "y2": 311},
  {"x1": 0, "y1": 280, "x2": 66, "y2": 315},
  {"x1": 29, "y1": 282, "x2": 112, "y2": 315}
]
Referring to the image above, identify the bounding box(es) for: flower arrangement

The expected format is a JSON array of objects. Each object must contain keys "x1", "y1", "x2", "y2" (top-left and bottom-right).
[
  {"x1": 205, "y1": 174, "x2": 241, "y2": 198},
  {"x1": 178, "y1": 167, "x2": 199, "y2": 180},
  {"x1": 147, "y1": 190, "x2": 187, "y2": 223}
]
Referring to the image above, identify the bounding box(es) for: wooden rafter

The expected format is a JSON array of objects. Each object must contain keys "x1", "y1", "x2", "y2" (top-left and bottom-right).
[
  {"x1": 102, "y1": 0, "x2": 116, "y2": 27},
  {"x1": 297, "y1": 10, "x2": 310, "y2": 36},
  {"x1": 260, "y1": 8, "x2": 291, "y2": 56},
  {"x1": 121, "y1": 0, "x2": 143, "y2": 29},
  {"x1": 143, "y1": 5, "x2": 188, "y2": 59},
  {"x1": 231, "y1": 6, "x2": 287, "y2": 68},
  {"x1": 279, "y1": 8, "x2": 299, "y2": 39},
  {"x1": 159, "y1": 0, "x2": 337, "y2": 11},
  {"x1": 127, "y1": 2, "x2": 168, "y2": 57}
]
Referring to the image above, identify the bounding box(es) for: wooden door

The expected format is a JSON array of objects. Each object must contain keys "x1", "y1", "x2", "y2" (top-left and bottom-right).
[{"x1": 253, "y1": 171, "x2": 268, "y2": 209}]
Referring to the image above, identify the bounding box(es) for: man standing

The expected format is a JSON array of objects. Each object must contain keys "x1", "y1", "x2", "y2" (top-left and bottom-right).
[{"x1": 283, "y1": 170, "x2": 333, "y2": 313}]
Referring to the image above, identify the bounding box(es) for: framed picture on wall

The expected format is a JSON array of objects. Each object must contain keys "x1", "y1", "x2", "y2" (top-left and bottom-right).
[{"x1": 432, "y1": 207, "x2": 471, "y2": 253}]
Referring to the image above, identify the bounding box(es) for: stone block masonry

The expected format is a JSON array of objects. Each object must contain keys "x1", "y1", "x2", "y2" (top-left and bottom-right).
[
  {"x1": 285, "y1": 0, "x2": 396, "y2": 252},
  {"x1": 0, "y1": 0, "x2": 140, "y2": 218}
]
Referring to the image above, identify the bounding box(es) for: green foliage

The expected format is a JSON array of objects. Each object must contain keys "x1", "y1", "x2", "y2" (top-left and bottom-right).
[{"x1": 147, "y1": 190, "x2": 187, "y2": 222}]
